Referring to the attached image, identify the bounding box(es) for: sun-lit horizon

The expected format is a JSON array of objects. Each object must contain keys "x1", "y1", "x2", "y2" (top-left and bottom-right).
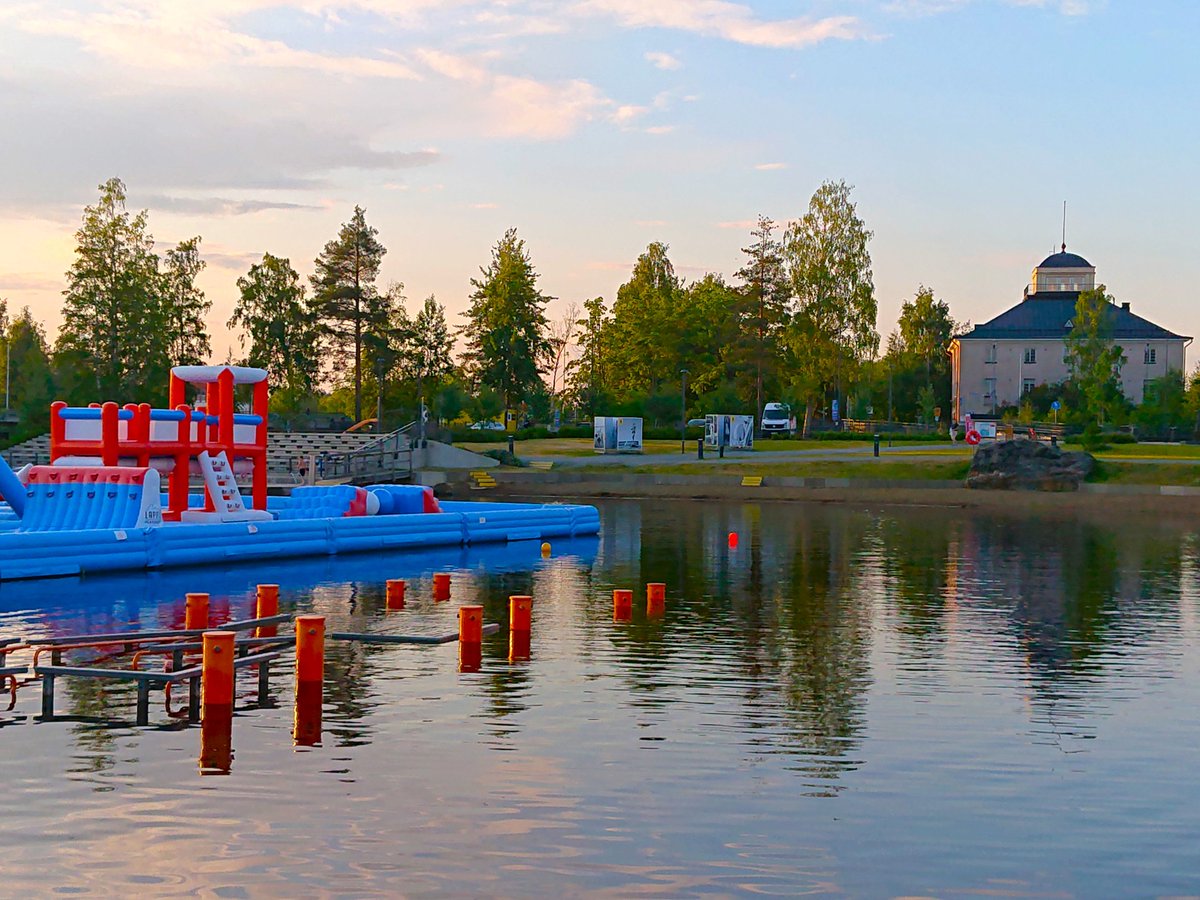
[{"x1": 2, "y1": 0, "x2": 1197, "y2": 359}]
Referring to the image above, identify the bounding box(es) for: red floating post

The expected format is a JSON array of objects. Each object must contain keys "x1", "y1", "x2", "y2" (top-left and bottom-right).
[
  {"x1": 646, "y1": 583, "x2": 666, "y2": 617},
  {"x1": 432, "y1": 572, "x2": 451, "y2": 602},
  {"x1": 295, "y1": 615, "x2": 325, "y2": 686},
  {"x1": 293, "y1": 615, "x2": 325, "y2": 747},
  {"x1": 613, "y1": 589, "x2": 633, "y2": 622},
  {"x1": 386, "y1": 579, "x2": 407, "y2": 611},
  {"x1": 255, "y1": 584, "x2": 279, "y2": 638},
  {"x1": 459, "y1": 605, "x2": 483, "y2": 672},
  {"x1": 509, "y1": 595, "x2": 532, "y2": 633},
  {"x1": 728, "y1": 531, "x2": 739, "y2": 548},
  {"x1": 185, "y1": 592, "x2": 210, "y2": 631},
  {"x1": 199, "y1": 630, "x2": 234, "y2": 774}
]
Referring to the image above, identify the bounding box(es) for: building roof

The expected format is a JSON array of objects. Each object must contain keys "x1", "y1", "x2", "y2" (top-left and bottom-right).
[
  {"x1": 1038, "y1": 250, "x2": 1092, "y2": 269},
  {"x1": 958, "y1": 292, "x2": 1189, "y2": 341}
]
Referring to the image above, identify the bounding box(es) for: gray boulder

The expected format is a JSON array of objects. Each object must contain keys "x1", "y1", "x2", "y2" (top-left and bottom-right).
[{"x1": 966, "y1": 439, "x2": 1094, "y2": 491}]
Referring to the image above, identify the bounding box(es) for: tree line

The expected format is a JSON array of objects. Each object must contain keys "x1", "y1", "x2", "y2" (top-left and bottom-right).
[{"x1": 2, "y1": 176, "x2": 1196, "y2": 447}]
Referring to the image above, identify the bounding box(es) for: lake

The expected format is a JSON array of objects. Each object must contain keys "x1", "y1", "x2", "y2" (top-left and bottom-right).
[{"x1": 1, "y1": 498, "x2": 1197, "y2": 896}]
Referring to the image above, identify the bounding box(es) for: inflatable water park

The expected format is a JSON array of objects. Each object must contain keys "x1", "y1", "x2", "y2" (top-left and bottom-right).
[{"x1": 0, "y1": 365, "x2": 599, "y2": 582}]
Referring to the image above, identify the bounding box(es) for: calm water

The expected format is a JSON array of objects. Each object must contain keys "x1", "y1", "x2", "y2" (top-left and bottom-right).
[{"x1": 1, "y1": 498, "x2": 1199, "y2": 897}]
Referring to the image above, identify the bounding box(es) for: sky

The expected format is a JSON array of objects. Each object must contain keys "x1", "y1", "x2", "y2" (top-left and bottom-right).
[{"x1": 1, "y1": 0, "x2": 1198, "y2": 364}]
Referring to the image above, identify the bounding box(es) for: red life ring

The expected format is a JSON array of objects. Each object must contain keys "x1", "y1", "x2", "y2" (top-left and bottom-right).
[{"x1": 965, "y1": 429, "x2": 981, "y2": 445}]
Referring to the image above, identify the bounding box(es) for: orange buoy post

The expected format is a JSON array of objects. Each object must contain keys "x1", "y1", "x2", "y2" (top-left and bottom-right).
[
  {"x1": 293, "y1": 615, "x2": 325, "y2": 746},
  {"x1": 199, "y1": 630, "x2": 234, "y2": 774},
  {"x1": 509, "y1": 596, "x2": 532, "y2": 633},
  {"x1": 509, "y1": 595, "x2": 532, "y2": 662},
  {"x1": 386, "y1": 579, "x2": 407, "y2": 611},
  {"x1": 613, "y1": 589, "x2": 633, "y2": 622},
  {"x1": 433, "y1": 572, "x2": 451, "y2": 602},
  {"x1": 185, "y1": 592, "x2": 210, "y2": 631},
  {"x1": 295, "y1": 615, "x2": 325, "y2": 685},
  {"x1": 646, "y1": 583, "x2": 666, "y2": 617},
  {"x1": 459, "y1": 604, "x2": 483, "y2": 672},
  {"x1": 728, "y1": 531, "x2": 739, "y2": 548},
  {"x1": 256, "y1": 584, "x2": 279, "y2": 637}
]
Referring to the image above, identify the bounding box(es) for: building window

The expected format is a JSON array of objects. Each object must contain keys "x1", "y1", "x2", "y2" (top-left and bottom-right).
[
  {"x1": 986, "y1": 344, "x2": 997, "y2": 364},
  {"x1": 1023, "y1": 348, "x2": 1036, "y2": 365},
  {"x1": 1144, "y1": 380, "x2": 1156, "y2": 402},
  {"x1": 983, "y1": 377, "x2": 996, "y2": 398},
  {"x1": 1022, "y1": 379, "x2": 1036, "y2": 396},
  {"x1": 1145, "y1": 347, "x2": 1157, "y2": 365}
]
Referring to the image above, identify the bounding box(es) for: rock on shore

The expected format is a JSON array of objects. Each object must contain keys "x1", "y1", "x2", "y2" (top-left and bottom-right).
[{"x1": 966, "y1": 439, "x2": 1094, "y2": 491}]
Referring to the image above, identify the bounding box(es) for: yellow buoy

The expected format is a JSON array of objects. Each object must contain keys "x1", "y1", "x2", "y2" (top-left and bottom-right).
[{"x1": 541, "y1": 542, "x2": 551, "y2": 557}]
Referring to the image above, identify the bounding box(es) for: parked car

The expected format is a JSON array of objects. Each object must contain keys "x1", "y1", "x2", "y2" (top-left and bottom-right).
[
  {"x1": 760, "y1": 402, "x2": 792, "y2": 436},
  {"x1": 469, "y1": 420, "x2": 506, "y2": 431},
  {"x1": 686, "y1": 418, "x2": 706, "y2": 428}
]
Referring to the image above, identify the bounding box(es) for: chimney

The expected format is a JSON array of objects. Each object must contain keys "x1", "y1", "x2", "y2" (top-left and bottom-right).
[{"x1": 1121, "y1": 302, "x2": 1131, "y2": 311}]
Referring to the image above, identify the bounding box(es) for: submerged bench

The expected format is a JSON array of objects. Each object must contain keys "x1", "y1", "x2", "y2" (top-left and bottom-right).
[{"x1": 34, "y1": 647, "x2": 285, "y2": 725}]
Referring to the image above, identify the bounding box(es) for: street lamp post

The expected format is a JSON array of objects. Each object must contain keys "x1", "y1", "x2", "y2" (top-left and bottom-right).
[
  {"x1": 373, "y1": 356, "x2": 385, "y2": 433},
  {"x1": 679, "y1": 368, "x2": 689, "y2": 454}
]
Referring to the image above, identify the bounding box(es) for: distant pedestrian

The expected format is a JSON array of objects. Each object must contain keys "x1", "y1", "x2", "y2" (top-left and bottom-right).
[{"x1": 949, "y1": 422, "x2": 958, "y2": 443}]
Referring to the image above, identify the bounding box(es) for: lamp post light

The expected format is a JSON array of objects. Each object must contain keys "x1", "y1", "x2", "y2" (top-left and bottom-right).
[{"x1": 679, "y1": 368, "x2": 689, "y2": 454}]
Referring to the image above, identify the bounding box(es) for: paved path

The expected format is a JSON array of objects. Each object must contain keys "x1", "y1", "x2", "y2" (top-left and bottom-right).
[{"x1": 527, "y1": 444, "x2": 968, "y2": 468}]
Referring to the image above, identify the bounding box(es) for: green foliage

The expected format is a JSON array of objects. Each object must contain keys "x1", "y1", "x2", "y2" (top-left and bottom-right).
[
  {"x1": 1132, "y1": 370, "x2": 1188, "y2": 436},
  {"x1": 1065, "y1": 286, "x2": 1125, "y2": 425},
  {"x1": 730, "y1": 215, "x2": 790, "y2": 413},
  {"x1": 1, "y1": 305, "x2": 56, "y2": 443},
  {"x1": 309, "y1": 206, "x2": 388, "y2": 421},
  {"x1": 566, "y1": 296, "x2": 610, "y2": 416},
  {"x1": 461, "y1": 228, "x2": 551, "y2": 408},
  {"x1": 1080, "y1": 421, "x2": 1109, "y2": 452},
  {"x1": 782, "y1": 180, "x2": 878, "y2": 434},
  {"x1": 916, "y1": 384, "x2": 937, "y2": 425},
  {"x1": 161, "y1": 236, "x2": 211, "y2": 366},
  {"x1": 605, "y1": 241, "x2": 684, "y2": 397},
  {"x1": 230, "y1": 253, "x2": 320, "y2": 410},
  {"x1": 56, "y1": 177, "x2": 171, "y2": 402}
]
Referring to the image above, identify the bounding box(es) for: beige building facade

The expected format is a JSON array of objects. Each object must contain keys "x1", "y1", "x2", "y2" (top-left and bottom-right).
[{"x1": 950, "y1": 249, "x2": 1190, "y2": 421}]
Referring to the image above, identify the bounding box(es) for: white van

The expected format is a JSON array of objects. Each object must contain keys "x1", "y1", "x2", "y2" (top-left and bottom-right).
[{"x1": 761, "y1": 403, "x2": 792, "y2": 436}]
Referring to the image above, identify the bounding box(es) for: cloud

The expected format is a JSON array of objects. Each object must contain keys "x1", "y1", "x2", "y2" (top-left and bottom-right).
[
  {"x1": 888, "y1": 0, "x2": 1091, "y2": 15},
  {"x1": 755, "y1": 162, "x2": 787, "y2": 170},
  {"x1": 202, "y1": 248, "x2": 270, "y2": 270},
  {"x1": 12, "y1": 1, "x2": 423, "y2": 80},
  {"x1": 141, "y1": 196, "x2": 325, "y2": 216},
  {"x1": 0, "y1": 274, "x2": 65, "y2": 292},
  {"x1": 717, "y1": 219, "x2": 757, "y2": 229},
  {"x1": 645, "y1": 51, "x2": 682, "y2": 70},
  {"x1": 576, "y1": 0, "x2": 869, "y2": 49},
  {"x1": 645, "y1": 125, "x2": 675, "y2": 134},
  {"x1": 471, "y1": 202, "x2": 500, "y2": 209}
]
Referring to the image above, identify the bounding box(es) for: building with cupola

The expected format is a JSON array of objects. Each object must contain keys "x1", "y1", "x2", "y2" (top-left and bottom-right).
[{"x1": 949, "y1": 247, "x2": 1190, "y2": 421}]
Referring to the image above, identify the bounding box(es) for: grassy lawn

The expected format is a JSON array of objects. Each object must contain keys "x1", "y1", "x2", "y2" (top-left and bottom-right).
[
  {"x1": 575, "y1": 459, "x2": 973, "y2": 480},
  {"x1": 1088, "y1": 461, "x2": 1200, "y2": 486},
  {"x1": 1090, "y1": 443, "x2": 1200, "y2": 460}
]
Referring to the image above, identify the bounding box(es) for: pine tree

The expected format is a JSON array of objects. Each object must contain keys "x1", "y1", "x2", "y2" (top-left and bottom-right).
[
  {"x1": 309, "y1": 206, "x2": 388, "y2": 421},
  {"x1": 461, "y1": 228, "x2": 551, "y2": 409},
  {"x1": 733, "y1": 215, "x2": 790, "y2": 421}
]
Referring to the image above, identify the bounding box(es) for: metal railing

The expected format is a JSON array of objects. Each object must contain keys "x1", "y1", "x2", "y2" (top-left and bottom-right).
[{"x1": 316, "y1": 423, "x2": 415, "y2": 483}]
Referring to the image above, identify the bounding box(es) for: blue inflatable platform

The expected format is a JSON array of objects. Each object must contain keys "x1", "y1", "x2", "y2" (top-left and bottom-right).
[{"x1": 0, "y1": 467, "x2": 600, "y2": 582}]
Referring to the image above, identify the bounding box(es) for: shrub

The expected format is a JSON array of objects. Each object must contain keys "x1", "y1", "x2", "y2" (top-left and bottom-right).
[
  {"x1": 1109, "y1": 432, "x2": 1137, "y2": 444},
  {"x1": 1080, "y1": 423, "x2": 1109, "y2": 452}
]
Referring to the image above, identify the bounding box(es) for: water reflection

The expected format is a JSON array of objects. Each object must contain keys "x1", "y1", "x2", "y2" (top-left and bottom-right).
[{"x1": 1, "y1": 502, "x2": 1198, "y2": 894}]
